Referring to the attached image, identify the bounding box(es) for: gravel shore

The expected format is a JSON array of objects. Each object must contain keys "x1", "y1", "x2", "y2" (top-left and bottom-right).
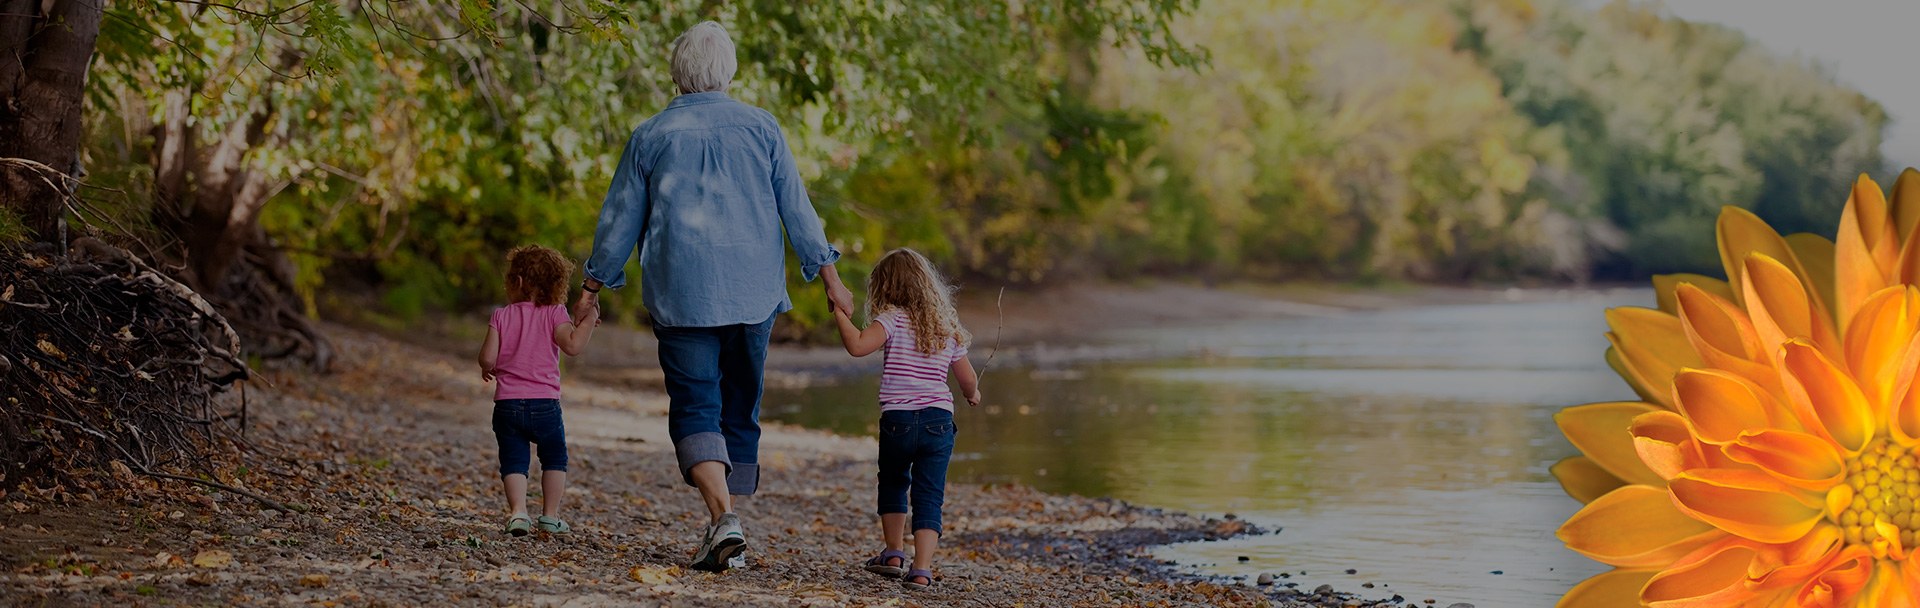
[{"x1": 0, "y1": 324, "x2": 1405, "y2": 607}]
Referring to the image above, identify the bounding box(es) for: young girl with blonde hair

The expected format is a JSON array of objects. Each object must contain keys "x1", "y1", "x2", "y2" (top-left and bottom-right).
[{"x1": 830, "y1": 248, "x2": 980, "y2": 590}]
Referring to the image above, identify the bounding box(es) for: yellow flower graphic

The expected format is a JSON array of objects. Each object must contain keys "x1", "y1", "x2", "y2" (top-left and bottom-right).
[{"x1": 1557, "y1": 169, "x2": 1920, "y2": 607}]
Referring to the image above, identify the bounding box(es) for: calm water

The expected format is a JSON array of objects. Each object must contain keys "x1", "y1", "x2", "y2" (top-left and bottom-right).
[{"x1": 762, "y1": 289, "x2": 1651, "y2": 607}]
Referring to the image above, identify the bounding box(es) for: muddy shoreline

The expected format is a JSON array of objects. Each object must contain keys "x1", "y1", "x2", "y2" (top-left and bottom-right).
[
  {"x1": 0, "y1": 281, "x2": 1566, "y2": 606},
  {"x1": 0, "y1": 319, "x2": 1394, "y2": 607}
]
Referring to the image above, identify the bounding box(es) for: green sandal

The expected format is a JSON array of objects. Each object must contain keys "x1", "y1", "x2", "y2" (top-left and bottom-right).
[
  {"x1": 536, "y1": 516, "x2": 571, "y2": 535},
  {"x1": 505, "y1": 514, "x2": 533, "y2": 537}
]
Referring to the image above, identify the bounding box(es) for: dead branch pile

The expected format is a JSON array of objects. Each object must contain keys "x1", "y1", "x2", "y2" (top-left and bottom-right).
[{"x1": 0, "y1": 238, "x2": 251, "y2": 489}]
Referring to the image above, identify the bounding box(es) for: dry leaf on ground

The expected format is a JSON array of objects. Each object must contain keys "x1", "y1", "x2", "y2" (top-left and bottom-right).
[{"x1": 190, "y1": 550, "x2": 233, "y2": 569}]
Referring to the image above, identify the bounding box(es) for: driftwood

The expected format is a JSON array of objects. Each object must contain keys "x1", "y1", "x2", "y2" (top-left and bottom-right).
[{"x1": 0, "y1": 239, "x2": 254, "y2": 493}]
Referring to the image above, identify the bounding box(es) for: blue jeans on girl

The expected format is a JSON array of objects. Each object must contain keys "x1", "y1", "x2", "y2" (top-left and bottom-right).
[
  {"x1": 876, "y1": 407, "x2": 956, "y2": 534},
  {"x1": 493, "y1": 398, "x2": 568, "y2": 477}
]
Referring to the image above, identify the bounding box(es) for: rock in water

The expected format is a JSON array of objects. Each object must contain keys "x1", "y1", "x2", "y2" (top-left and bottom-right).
[
  {"x1": 1256, "y1": 573, "x2": 1275, "y2": 585},
  {"x1": 1447, "y1": 604, "x2": 1476, "y2": 608},
  {"x1": 1313, "y1": 584, "x2": 1334, "y2": 595}
]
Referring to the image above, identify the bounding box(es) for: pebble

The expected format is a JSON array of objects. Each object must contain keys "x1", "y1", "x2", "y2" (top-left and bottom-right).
[
  {"x1": 1447, "y1": 604, "x2": 1475, "y2": 608},
  {"x1": 1256, "y1": 573, "x2": 1275, "y2": 585},
  {"x1": 1313, "y1": 584, "x2": 1334, "y2": 595},
  {"x1": 1237, "y1": 555, "x2": 1250, "y2": 562},
  {"x1": 1344, "y1": 568, "x2": 1357, "y2": 574},
  {"x1": 484, "y1": 555, "x2": 506, "y2": 566}
]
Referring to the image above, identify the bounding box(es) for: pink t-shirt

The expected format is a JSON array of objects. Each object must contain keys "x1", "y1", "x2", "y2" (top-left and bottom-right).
[
  {"x1": 490, "y1": 302, "x2": 572, "y2": 401},
  {"x1": 875, "y1": 311, "x2": 968, "y2": 412}
]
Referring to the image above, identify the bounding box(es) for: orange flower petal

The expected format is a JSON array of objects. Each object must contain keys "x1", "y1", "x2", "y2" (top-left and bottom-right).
[
  {"x1": 1891, "y1": 333, "x2": 1920, "y2": 445},
  {"x1": 1673, "y1": 368, "x2": 1793, "y2": 444},
  {"x1": 1631, "y1": 411, "x2": 1705, "y2": 480},
  {"x1": 1892, "y1": 167, "x2": 1920, "y2": 243},
  {"x1": 1558, "y1": 402, "x2": 1666, "y2": 487},
  {"x1": 1780, "y1": 340, "x2": 1875, "y2": 454},
  {"x1": 1836, "y1": 174, "x2": 1899, "y2": 335},
  {"x1": 1860, "y1": 560, "x2": 1915, "y2": 608},
  {"x1": 1743, "y1": 253, "x2": 1843, "y2": 366},
  {"x1": 1723, "y1": 430, "x2": 1845, "y2": 491},
  {"x1": 1558, "y1": 484, "x2": 1724, "y2": 568},
  {"x1": 1719, "y1": 206, "x2": 1812, "y2": 309},
  {"x1": 1669, "y1": 469, "x2": 1823, "y2": 544},
  {"x1": 1791, "y1": 546, "x2": 1873, "y2": 608},
  {"x1": 1557, "y1": 569, "x2": 1657, "y2": 608},
  {"x1": 1550, "y1": 456, "x2": 1627, "y2": 505},
  {"x1": 1655, "y1": 273, "x2": 1737, "y2": 316},
  {"x1": 1786, "y1": 232, "x2": 1839, "y2": 323},
  {"x1": 1845, "y1": 286, "x2": 1920, "y2": 418},
  {"x1": 1608, "y1": 307, "x2": 1705, "y2": 409},
  {"x1": 1874, "y1": 520, "x2": 1907, "y2": 561},
  {"x1": 1677, "y1": 283, "x2": 1765, "y2": 361},
  {"x1": 1643, "y1": 540, "x2": 1764, "y2": 607},
  {"x1": 1607, "y1": 346, "x2": 1663, "y2": 405},
  {"x1": 1749, "y1": 524, "x2": 1846, "y2": 591}
]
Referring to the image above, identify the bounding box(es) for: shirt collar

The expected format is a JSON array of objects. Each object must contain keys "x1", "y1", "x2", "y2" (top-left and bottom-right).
[{"x1": 668, "y1": 91, "x2": 732, "y2": 108}]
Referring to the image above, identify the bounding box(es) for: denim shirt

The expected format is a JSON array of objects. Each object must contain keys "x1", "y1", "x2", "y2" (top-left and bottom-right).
[{"x1": 584, "y1": 92, "x2": 841, "y2": 328}]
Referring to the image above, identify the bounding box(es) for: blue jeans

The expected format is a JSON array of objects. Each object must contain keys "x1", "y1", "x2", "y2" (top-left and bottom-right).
[
  {"x1": 655, "y1": 312, "x2": 775, "y2": 495},
  {"x1": 493, "y1": 399, "x2": 567, "y2": 477},
  {"x1": 876, "y1": 407, "x2": 956, "y2": 535}
]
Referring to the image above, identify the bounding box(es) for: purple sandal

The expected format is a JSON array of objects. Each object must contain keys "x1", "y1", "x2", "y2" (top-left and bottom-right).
[
  {"x1": 902, "y1": 568, "x2": 934, "y2": 590},
  {"x1": 863, "y1": 549, "x2": 908, "y2": 578}
]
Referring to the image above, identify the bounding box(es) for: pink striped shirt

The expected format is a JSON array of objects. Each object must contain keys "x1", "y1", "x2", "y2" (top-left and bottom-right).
[{"x1": 875, "y1": 311, "x2": 968, "y2": 412}]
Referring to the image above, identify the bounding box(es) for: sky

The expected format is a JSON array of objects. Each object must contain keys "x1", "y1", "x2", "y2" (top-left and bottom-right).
[{"x1": 1640, "y1": 0, "x2": 1920, "y2": 169}]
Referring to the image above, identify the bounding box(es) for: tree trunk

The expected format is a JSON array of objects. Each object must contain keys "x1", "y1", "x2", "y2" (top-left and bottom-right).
[{"x1": 0, "y1": 0, "x2": 102, "y2": 246}]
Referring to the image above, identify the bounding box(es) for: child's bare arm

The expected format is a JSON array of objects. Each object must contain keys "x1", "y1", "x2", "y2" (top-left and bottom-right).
[
  {"x1": 833, "y1": 306, "x2": 888, "y2": 357},
  {"x1": 952, "y1": 355, "x2": 980, "y2": 407},
  {"x1": 478, "y1": 326, "x2": 501, "y2": 381},
  {"x1": 555, "y1": 304, "x2": 601, "y2": 356}
]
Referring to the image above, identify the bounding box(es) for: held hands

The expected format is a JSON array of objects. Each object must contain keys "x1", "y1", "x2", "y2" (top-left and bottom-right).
[
  {"x1": 966, "y1": 389, "x2": 981, "y2": 408},
  {"x1": 826, "y1": 280, "x2": 854, "y2": 319},
  {"x1": 572, "y1": 287, "x2": 600, "y2": 323},
  {"x1": 577, "y1": 299, "x2": 603, "y2": 327},
  {"x1": 481, "y1": 366, "x2": 496, "y2": 383}
]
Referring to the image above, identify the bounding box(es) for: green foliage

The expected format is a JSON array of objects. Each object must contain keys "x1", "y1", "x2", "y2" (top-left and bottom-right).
[
  {"x1": 68, "y1": 0, "x2": 1894, "y2": 339},
  {"x1": 1457, "y1": 0, "x2": 1886, "y2": 276},
  {"x1": 0, "y1": 205, "x2": 25, "y2": 245}
]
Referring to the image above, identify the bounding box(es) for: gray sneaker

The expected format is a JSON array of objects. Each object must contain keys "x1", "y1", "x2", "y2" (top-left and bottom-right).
[{"x1": 690, "y1": 513, "x2": 747, "y2": 572}]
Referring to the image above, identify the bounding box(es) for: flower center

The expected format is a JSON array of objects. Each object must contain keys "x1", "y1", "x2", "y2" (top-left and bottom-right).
[{"x1": 1836, "y1": 440, "x2": 1920, "y2": 551}]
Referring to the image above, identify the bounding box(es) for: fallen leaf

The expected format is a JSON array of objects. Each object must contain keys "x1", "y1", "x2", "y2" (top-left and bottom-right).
[
  {"x1": 7, "y1": 502, "x2": 27, "y2": 514},
  {"x1": 35, "y1": 340, "x2": 65, "y2": 361},
  {"x1": 115, "y1": 326, "x2": 135, "y2": 342},
  {"x1": 628, "y1": 565, "x2": 678, "y2": 585},
  {"x1": 1, "y1": 285, "x2": 12, "y2": 300},
  {"x1": 298, "y1": 573, "x2": 329, "y2": 588},
  {"x1": 150, "y1": 552, "x2": 181, "y2": 569},
  {"x1": 190, "y1": 550, "x2": 232, "y2": 569}
]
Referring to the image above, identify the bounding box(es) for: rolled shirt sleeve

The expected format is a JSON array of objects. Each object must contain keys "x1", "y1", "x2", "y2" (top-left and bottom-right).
[
  {"x1": 769, "y1": 125, "x2": 840, "y2": 282},
  {"x1": 584, "y1": 131, "x2": 649, "y2": 289}
]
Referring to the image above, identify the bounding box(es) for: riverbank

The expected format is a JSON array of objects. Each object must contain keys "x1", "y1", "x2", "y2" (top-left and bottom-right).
[{"x1": 0, "y1": 319, "x2": 1397, "y2": 607}]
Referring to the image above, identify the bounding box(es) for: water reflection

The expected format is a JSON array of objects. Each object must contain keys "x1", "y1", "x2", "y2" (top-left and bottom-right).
[{"x1": 761, "y1": 289, "x2": 1650, "y2": 607}]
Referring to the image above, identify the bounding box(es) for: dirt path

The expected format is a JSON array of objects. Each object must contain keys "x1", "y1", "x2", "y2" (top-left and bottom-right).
[{"x1": 0, "y1": 323, "x2": 1391, "y2": 607}]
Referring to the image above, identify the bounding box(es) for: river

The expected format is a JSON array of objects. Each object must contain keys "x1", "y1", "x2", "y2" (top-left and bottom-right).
[{"x1": 762, "y1": 288, "x2": 1650, "y2": 607}]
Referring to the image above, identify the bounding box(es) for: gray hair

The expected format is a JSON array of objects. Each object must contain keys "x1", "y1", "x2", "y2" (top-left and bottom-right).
[{"x1": 670, "y1": 21, "x2": 737, "y2": 94}]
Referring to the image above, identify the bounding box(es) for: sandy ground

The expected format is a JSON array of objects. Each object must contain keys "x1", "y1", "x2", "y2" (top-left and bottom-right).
[{"x1": 0, "y1": 290, "x2": 1432, "y2": 607}]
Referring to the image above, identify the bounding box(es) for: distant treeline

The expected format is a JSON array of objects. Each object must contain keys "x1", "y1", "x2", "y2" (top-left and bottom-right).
[{"x1": 66, "y1": 0, "x2": 1887, "y2": 335}]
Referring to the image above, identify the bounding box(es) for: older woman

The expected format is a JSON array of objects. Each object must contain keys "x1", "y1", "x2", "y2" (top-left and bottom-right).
[{"x1": 580, "y1": 21, "x2": 853, "y2": 572}]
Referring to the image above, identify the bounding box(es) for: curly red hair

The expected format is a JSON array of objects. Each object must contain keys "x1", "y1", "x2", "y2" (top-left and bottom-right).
[{"x1": 505, "y1": 245, "x2": 573, "y2": 306}]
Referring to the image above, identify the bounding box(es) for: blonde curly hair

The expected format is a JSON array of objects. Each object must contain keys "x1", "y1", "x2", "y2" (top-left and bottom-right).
[
  {"x1": 866, "y1": 248, "x2": 970, "y2": 355},
  {"x1": 505, "y1": 245, "x2": 573, "y2": 306}
]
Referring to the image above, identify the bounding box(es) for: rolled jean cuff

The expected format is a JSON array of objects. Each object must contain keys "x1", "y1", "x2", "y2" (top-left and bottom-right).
[
  {"x1": 675, "y1": 432, "x2": 730, "y2": 486},
  {"x1": 728, "y1": 462, "x2": 760, "y2": 496},
  {"x1": 912, "y1": 519, "x2": 943, "y2": 536}
]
